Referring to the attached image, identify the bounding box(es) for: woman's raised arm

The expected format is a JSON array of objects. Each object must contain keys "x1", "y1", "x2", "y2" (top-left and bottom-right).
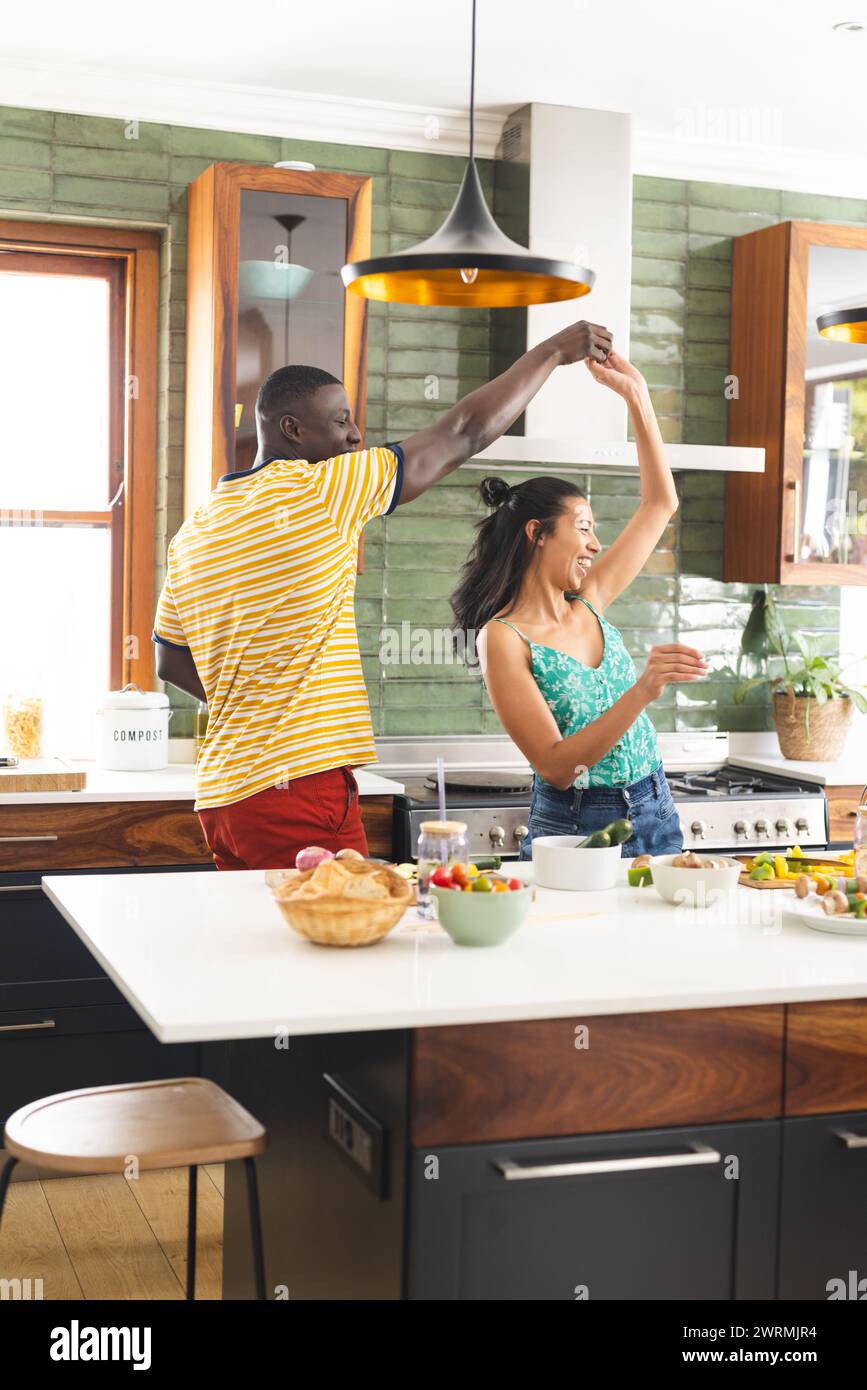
[{"x1": 578, "y1": 351, "x2": 679, "y2": 613}]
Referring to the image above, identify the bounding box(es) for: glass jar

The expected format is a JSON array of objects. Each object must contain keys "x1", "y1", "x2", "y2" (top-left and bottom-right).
[
  {"x1": 417, "y1": 819, "x2": 468, "y2": 921},
  {"x1": 855, "y1": 786, "x2": 867, "y2": 879},
  {"x1": 194, "y1": 700, "x2": 209, "y2": 761},
  {"x1": 2, "y1": 693, "x2": 43, "y2": 759}
]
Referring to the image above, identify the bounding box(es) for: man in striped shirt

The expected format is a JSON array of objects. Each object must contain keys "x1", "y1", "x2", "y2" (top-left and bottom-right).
[{"x1": 154, "y1": 322, "x2": 611, "y2": 869}]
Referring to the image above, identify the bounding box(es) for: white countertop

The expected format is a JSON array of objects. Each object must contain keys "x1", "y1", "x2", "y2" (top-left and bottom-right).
[
  {"x1": 728, "y1": 751, "x2": 866, "y2": 789},
  {"x1": 0, "y1": 762, "x2": 404, "y2": 805},
  {"x1": 728, "y1": 733, "x2": 867, "y2": 788},
  {"x1": 42, "y1": 866, "x2": 867, "y2": 1044}
]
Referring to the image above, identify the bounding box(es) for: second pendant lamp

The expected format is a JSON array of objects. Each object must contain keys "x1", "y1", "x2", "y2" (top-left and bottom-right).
[
  {"x1": 817, "y1": 308, "x2": 867, "y2": 344},
  {"x1": 340, "y1": 0, "x2": 594, "y2": 309}
]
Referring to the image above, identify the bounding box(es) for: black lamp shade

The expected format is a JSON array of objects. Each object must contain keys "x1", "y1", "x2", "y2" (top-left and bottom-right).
[{"x1": 341, "y1": 162, "x2": 594, "y2": 308}]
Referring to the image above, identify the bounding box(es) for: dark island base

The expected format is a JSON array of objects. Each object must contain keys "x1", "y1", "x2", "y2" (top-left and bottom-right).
[{"x1": 205, "y1": 1005, "x2": 867, "y2": 1300}]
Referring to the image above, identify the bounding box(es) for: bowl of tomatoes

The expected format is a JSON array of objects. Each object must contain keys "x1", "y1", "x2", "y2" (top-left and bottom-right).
[{"x1": 429, "y1": 862, "x2": 531, "y2": 947}]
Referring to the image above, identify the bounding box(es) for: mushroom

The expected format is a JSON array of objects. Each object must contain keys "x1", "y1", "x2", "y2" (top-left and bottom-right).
[
  {"x1": 794, "y1": 874, "x2": 811, "y2": 899},
  {"x1": 633, "y1": 854, "x2": 652, "y2": 869},
  {"x1": 823, "y1": 890, "x2": 849, "y2": 916}
]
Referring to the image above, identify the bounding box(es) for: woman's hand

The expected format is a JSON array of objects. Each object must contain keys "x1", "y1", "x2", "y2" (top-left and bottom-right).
[
  {"x1": 636, "y1": 644, "x2": 709, "y2": 702},
  {"x1": 585, "y1": 349, "x2": 648, "y2": 401}
]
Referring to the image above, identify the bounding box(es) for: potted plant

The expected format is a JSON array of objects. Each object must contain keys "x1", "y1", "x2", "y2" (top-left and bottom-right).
[{"x1": 734, "y1": 589, "x2": 867, "y2": 760}]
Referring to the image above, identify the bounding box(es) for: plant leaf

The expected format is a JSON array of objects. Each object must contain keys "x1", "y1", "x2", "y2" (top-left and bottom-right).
[
  {"x1": 734, "y1": 676, "x2": 771, "y2": 704},
  {"x1": 838, "y1": 683, "x2": 867, "y2": 714}
]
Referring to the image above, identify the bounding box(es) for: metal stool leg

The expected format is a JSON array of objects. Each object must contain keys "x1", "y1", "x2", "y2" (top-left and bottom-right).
[
  {"x1": 0, "y1": 1156, "x2": 18, "y2": 1231},
  {"x1": 186, "y1": 1165, "x2": 198, "y2": 1301},
  {"x1": 244, "y1": 1157, "x2": 266, "y2": 1301}
]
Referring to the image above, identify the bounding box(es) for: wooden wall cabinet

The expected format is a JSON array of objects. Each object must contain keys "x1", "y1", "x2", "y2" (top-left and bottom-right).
[
  {"x1": 184, "y1": 163, "x2": 372, "y2": 515},
  {"x1": 726, "y1": 220, "x2": 867, "y2": 585}
]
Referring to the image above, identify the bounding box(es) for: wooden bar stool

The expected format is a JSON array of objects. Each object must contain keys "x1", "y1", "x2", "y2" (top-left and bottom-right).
[{"x1": 0, "y1": 1077, "x2": 267, "y2": 1300}]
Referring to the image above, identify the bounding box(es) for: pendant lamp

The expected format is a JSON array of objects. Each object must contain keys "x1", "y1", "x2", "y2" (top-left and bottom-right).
[
  {"x1": 340, "y1": 0, "x2": 594, "y2": 308},
  {"x1": 817, "y1": 308, "x2": 867, "y2": 344}
]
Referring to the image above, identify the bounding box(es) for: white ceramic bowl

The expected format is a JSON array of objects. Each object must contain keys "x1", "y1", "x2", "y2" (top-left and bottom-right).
[
  {"x1": 532, "y1": 836, "x2": 622, "y2": 891},
  {"x1": 649, "y1": 853, "x2": 741, "y2": 905}
]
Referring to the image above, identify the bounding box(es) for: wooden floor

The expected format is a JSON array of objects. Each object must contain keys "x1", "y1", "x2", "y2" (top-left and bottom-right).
[{"x1": 0, "y1": 1165, "x2": 225, "y2": 1299}]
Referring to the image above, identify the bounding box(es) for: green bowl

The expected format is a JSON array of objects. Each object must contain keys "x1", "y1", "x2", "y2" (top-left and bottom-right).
[{"x1": 431, "y1": 884, "x2": 531, "y2": 947}]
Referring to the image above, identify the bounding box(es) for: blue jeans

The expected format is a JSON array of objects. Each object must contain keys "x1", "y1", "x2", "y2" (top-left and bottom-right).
[{"x1": 519, "y1": 764, "x2": 683, "y2": 860}]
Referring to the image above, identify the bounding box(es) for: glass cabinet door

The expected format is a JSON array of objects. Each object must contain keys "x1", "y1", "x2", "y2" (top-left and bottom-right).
[
  {"x1": 235, "y1": 190, "x2": 348, "y2": 472},
  {"x1": 800, "y1": 244, "x2": 867, "y2": 572}
]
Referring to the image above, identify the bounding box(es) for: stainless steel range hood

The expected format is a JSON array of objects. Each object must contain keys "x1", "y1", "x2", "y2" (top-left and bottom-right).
[{"x1": 468, "y1": 104, "x2": 763, "y2": 476}]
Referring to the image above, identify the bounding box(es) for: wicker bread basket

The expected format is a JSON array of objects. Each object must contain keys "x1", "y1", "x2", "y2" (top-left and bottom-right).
[
  {"x1": 772, "y1": 688, "x2": 853, "y2": 761},
  {"x1": 271, "y1": 858, "x2": 413, "y2": 947}
]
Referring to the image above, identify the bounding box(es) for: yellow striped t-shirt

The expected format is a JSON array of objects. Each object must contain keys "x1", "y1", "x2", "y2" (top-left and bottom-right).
[{"x1": 153, "y1": 446, "x2": 402, "y2": 810}]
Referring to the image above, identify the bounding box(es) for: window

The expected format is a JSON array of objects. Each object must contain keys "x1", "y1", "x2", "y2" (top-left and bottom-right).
[{"x1": 0, "y1": 223, "x2": 158, "y2": 756}]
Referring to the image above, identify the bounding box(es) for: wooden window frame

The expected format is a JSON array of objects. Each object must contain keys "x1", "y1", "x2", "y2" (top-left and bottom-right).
[{"x1": 0, "y1": 220, "x2": 160, "y2": 688}]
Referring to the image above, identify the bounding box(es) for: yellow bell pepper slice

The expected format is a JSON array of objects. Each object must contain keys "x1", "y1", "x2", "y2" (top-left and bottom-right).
[
  {"x1": 774, "y1": 855, "x2": 788, "y2": 880},
  {"x1": 466, "y1": 863, "x2": 479, "y2": 878}
]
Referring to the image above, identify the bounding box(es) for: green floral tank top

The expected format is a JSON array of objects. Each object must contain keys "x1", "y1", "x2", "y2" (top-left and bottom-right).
[{"x1": 493, "y1": 596, "x2": 660, "y2": 788}]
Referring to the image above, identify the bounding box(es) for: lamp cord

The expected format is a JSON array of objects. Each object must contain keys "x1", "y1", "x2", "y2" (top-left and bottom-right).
[{"x1": 469, "y1": 0, "x2": 476, "y2": 163}]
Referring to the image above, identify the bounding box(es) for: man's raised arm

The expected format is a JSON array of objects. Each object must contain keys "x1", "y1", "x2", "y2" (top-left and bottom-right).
[{"x1": 395, "y1": 319, "x2": 612, "y2": 506}]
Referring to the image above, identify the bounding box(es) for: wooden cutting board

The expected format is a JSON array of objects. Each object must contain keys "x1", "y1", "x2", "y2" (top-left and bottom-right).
[
  {"x1": 734, "y1": 855, "x2": 853, "y2": 890},
  {"x1": 0, "y1": 758, "x2": 86, "y2": 792}
]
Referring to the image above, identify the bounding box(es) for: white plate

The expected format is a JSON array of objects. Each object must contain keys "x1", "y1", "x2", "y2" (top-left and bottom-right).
[{"x1": 783, "y1": 896, "x2": 867, "y2": 936}]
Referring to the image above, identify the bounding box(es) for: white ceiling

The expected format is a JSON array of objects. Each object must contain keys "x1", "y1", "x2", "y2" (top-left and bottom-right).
[{"x1": 3, "y1": 0, "x2": 867, "y2": 193}]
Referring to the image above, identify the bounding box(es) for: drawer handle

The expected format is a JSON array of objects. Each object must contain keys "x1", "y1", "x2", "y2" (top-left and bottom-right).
[
  {"x1": 495, "y1": 1142, "x2": 721, "y2": 1181},
  {"x1": 0, "y1": 1019, "x2": 56, "y2": 1033},
  {"x1": 0, "y1": 835, "x2": 59, "y2": 843},
  {"x1": 833, "y1": 1128, "x2": 867, "y2": 1149},
  {"x1": 0, "y1": 883, "x2": 43, "y2": 893}
]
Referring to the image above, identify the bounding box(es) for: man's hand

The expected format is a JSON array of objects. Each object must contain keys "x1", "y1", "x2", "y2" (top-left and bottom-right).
[{"x1": 546, "y1": 319, "x2": 613, "y2": 366}]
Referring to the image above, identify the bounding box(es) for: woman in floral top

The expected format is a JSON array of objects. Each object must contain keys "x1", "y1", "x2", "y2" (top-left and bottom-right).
[{"x1": 452, "y1": 350, "x2": 709, "y2": 859}]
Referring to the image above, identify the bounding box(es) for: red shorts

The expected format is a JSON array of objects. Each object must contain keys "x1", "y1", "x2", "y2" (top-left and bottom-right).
[{"x1": 198, "y1": 766, "x2": 368, "y2": 871}]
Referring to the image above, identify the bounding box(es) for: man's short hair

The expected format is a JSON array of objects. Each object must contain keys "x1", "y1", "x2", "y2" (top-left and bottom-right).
[{"x1": 256, "y1": 365, "x2": 341, "y2": 419}]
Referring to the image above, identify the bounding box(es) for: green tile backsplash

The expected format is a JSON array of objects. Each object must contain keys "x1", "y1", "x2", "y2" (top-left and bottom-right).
[{"x1": 0, "y1": 107, "x2": 851, "y2": 739}]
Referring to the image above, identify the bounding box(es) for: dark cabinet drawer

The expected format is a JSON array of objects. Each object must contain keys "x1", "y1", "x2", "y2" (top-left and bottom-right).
[
  {"x1": 779, "y1": 1110, "x2": 867, "y2": 1300},
  {"x1": 407, "y1": 1119, "x2": 780, "y2": 1301}
]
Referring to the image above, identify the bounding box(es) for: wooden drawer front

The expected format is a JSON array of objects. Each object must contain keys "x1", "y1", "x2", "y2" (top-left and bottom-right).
[
  {"x1": 785, "y1": 1000, "x2": 867, "y2": 1115},
  {"x1": 360, "y1": 795, "x2": 393, "y2": 857},
  {"x1": 824, "y1": 784, "x2": 863, "y2": 846},
  {"x1": 0, "y1": 802, "x2": 211, "y2": 870},
  {"x1": 411, "y1": 1007, "x2": 785, "y2": 1146}
]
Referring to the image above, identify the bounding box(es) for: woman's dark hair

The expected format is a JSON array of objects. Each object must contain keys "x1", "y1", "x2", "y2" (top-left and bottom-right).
[{"x1": 450, "y1": 474, "x2": 588, "y2": 635}]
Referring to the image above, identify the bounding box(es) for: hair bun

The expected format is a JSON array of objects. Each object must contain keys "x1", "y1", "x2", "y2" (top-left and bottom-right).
[{"x1": 480, "y1": 476, "x2": 512, "y2": 509}]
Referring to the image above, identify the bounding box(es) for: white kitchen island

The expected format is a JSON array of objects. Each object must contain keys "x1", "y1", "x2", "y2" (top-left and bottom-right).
[
  {"x1": 39, "y1": 868, "x2": 867, "y2": 1303},
  {"x1": 42, "y1": 868, "x2": 867, "y2": 1044}
]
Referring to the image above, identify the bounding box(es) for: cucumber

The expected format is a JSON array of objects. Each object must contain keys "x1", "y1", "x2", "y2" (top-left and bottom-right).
[
  {"x1": 606, "y1": 818, "x2": 633, "y2": 847},
  {"x1": 470, "y1": 855, "x2": 502, "y2": 871},
  {"x1": 581, "y1": 818, "x2": 633, "y2": 849}
]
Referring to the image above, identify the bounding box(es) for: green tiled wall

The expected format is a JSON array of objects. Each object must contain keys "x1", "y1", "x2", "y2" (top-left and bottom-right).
[{"x1": 0, "y1": 104, "x2": 852, "y2": 737}]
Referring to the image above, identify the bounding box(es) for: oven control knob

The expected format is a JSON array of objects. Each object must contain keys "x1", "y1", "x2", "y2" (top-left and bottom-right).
[
  {"x1": 733, "y1": 819, "x2": 749, "y2": 839},
  {"x1": 513, "y1": 824, "x2": 528, "y2": 843},
  {"x1": 690, "y1": 820, "x2": 707, "y2": 840},
  {"x1": 795, "y1": 816, "x2": 809, "y2": 833},
  {"x1": 775, "y1": 817, "x2": 790, "y2": 834},
  {"x1": 753, "y1": 818, "x2": 770, "y2": 838},
  {"x1": 489, "y1": 825, "x2": 506, "y2": 848}
]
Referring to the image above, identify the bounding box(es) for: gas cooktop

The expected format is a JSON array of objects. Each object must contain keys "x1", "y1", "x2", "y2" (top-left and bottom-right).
[
  {"x1": 665, "y1": 766, "x2": 821, "y2": 799},
  {"x1": 378, "y1": 734, "x2": 831, "y2": 857}
]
